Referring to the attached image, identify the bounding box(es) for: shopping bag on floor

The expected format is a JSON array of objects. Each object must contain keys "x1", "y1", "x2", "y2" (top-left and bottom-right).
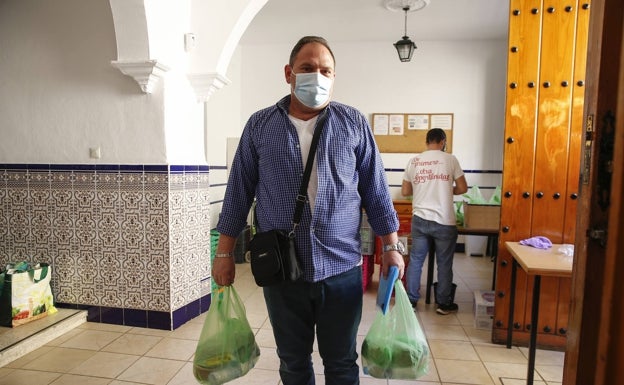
[
  {"x1": 0, "y1": 262, "x2": 57, "y2": 327},
  {"x1": 361, "y1": 279, "x2": 430, "y2": 379},
  {"x1": 193, "y1": 285, "x2": 260, "y2": 385}
]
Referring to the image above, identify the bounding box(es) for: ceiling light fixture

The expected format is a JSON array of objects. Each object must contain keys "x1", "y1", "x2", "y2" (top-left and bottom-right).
[{"x1": 394, "y1": 6, "x2": 417, "y2": 62}]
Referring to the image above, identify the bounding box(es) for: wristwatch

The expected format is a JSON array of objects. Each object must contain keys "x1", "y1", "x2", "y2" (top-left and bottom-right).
[{"x1": 383, "y1": 240, "x2": 406, "y2": 254}]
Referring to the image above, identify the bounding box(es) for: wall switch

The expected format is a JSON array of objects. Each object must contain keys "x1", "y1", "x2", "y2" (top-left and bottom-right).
[
  {"x1": 184, "y1": 33, "x2": 196, "y2": 52},
  {"x1": 89, "y1": 147, "x2": 101, "y2": 159}
]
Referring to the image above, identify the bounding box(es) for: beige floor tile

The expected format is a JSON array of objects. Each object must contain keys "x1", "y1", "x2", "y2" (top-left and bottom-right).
[
  {"x1": 50, "y1": 373, "x2": 113, "y2": 385},
  {"x1": 532, "y1": 348, "x2": 565, "y2": 366},
  {"x1": 254, "y1": 327, "x2": 277, "y2": 348},
  {"x1": 416, "y1": 358, "x2": 439, "y2": 382},
  {"x1": 165, "y1": 361, "x2": 196, "y2": 385},
  {"x1": 457, "y1": 309, "x2": 477, "y2": 326},
  {"x1": 253, "y1": 346, "x2": 280, "y2": 371},
  {"x1": 102, "y1": 333, "x2": 163, "y2": 355},
  {"x1": 228, "y1": 367, "x2": 281, "y2": 384},
  {"x1": 418, "y1": 310, "x2": 461, "y2": 326},
  {"x1": 69, "y1": 351, "x2": 139, "y2": 378},
  {"x1": 0, "y1": 368, "x2": 61, "y2": 385},
  {"x1": 116, "y1": 356, "x2": 185, "y2": 385},
  {"x1": 536, "y1": 364, "x2": 564, "y2": 382},
  {"x1": 44, "y1": 327, "x2": 84, "y2": 347},
  {"x1": 311, "y1": 350, "x2": 323, "y2": 374},
  {"x1": 126, "y1": 326, "x2": 173, "y2": 338},
  {"x1": 501, "y1": 378, "x2": 546, "y2": 385},
  {"x1": 145, "y1": 337, "x2": 197, "y2": 361},
  {"x1": 465, "y1": 325, "x2": 494, "y2": 344},
  {"x1": 485, "y1": 361, "x2": 538, "y2": 382},
  {"x1": 78, "y1": 322, "x2": 132, "y2": 333},
  {"x1": 429, "y1": 339, "x2": 480, "y2": 361},
  {"x1": 246, "y1": 309, "x2": 270, "y2": 330},
  {"x1": 435, "y1": 358, "x2": 496, "y2": 384},
  {"x1": 59, "y1": 329, "x2": 124, "y2": 350},
  {"x1": 0, "y1": 368, "x2": 13, "y2": 378},
  {"x1": 22, "y1": 346, "x2": 96, "y2": 372},
  {"x1": 4, "y1": 346, "x2": 54, "y2": 368},
  {"x1": 475, "y1": 344, "x2": 526, "y2": 363},
  {"x1": 422, "y1": 324, "x2": 470, "y2": 341},
  {"x1": 168, "y1": 321, "x2": 202, "y2": 341}
]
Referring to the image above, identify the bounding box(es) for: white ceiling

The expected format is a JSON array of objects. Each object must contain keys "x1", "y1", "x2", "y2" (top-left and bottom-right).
[{"x1": 240, "y1": 0, "x2": 510, "y2": 45}]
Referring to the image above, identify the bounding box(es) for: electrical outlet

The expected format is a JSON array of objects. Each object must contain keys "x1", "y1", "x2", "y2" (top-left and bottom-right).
[{"x1": 89, "y1": 147, "x2": 101, "y2": 159}]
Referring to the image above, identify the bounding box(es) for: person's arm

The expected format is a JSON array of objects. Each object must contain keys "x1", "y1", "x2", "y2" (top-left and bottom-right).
[
  {"x1": 401, "y1": 179, "x2": 413, "y2": 197},
  {"x1": 212, "y1": 234, "x2": 237, "y2": 286},
  {"x1": 453, "y1": 175, "x2": 468, "y2": 195}
]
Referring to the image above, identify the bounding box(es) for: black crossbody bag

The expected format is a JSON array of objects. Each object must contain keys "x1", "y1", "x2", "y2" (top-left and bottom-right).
[{"x1": 248, "y1": 111, "x2": 327, "y2": 287}]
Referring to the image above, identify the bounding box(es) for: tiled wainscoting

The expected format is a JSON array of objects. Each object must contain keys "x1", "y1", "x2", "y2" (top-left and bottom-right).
[{"x1": 0, "y1": 164, "x2": 212, "y2": 330}]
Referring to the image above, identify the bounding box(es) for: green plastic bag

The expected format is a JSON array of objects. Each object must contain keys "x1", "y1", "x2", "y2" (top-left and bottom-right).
[
  {"x1": 455, "y1": 201, "x2": 464, "y2": 226},
  {"x1": 193, "y1": 286, "x2": 260, "y2": 384},
  {"x1": 488, "y1": 186, "x2": 502, "y2": 205},
  {"x1": 361, "y1": 280, "x2": 430, "y2": 379},
  {"x1": 463, "y1": 185, "x2": 487, "y2": 204}
]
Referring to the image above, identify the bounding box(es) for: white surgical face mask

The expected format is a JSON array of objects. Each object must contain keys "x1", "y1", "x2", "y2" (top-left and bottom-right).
[{"x1": 292, "y1": 72, "x2": 333, "y2": 109}]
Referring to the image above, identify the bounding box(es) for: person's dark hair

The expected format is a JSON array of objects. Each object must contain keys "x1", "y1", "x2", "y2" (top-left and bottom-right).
[
  {"x1": 289, "y1": 36, "x2": 335, "y2": 67},
  {"x1": 426, "y1": 128, "x2": 446, "y2": 144}
]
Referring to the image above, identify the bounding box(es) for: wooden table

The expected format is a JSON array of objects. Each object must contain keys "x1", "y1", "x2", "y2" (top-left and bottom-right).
[
  {"x1": 424, "y1": 226, "x2": 499, "y2": 304},
  {"x1": 505, "y1": 241, "x2": 573, "y2": 385}
]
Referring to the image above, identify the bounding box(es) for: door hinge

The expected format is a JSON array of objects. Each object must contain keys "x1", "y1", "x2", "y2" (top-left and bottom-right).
[
  {"x1": 587, "y1": 227, "x2": 607, "y2": 247},
  {"x1": 582, "y1": 114, "x2": 594, "y2": 185}
]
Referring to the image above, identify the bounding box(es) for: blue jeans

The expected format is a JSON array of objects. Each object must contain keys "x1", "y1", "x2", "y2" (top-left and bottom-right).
[
  {"x1": 406, "y1": 215, "x2": 458, "y2": 305},
  {"x1": 263, "y1": 266, "x2": 363, "y2": 385}
]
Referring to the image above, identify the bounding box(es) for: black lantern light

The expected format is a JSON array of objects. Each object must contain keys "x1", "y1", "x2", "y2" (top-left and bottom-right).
[{"x1": 394, "y1": 6, "x2": 417, "y2": 62}]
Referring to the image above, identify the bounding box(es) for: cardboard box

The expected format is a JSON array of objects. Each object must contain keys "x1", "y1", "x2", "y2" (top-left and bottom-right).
[{"x1": 463, "y1": 202, "x2": 501, "y2": 230}]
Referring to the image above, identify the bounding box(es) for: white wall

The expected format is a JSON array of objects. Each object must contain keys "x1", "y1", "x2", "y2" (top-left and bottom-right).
[
  {"x1": 0, "y1": 0, "x2": 207, "y2": 165},
  {"x1": 0, "y1": 0, "x2": 165, "y2": 164}
]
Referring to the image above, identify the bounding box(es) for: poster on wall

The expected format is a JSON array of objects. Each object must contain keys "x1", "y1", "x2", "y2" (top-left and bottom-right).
[
  {"x1": 407, "y1": 114, "x2": 429, "y2": 130},
  {"x1": 373, "y1": 114, "x2": 389, "y2": 135},
  {"x1": 430, "y1": 114, "x2": 453, "y2": 130},
  {"x1": 389, "y1": 114, "x2": 404, "y2": 135}
]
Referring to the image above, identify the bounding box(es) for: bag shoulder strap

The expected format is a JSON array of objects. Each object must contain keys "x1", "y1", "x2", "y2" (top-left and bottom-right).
[{"x1": 292, "y1": 109, "x2": 328, "y2": 230}]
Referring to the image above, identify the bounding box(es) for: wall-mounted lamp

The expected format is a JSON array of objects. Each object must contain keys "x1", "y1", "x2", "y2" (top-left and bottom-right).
[{"x1": 394, "y1": 6, "x2": 417, "y2": 62}]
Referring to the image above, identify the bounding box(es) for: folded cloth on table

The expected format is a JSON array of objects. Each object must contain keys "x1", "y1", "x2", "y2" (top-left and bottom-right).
[{"x1": 519, "y1": 236, "x2": 552, "y2": 249}]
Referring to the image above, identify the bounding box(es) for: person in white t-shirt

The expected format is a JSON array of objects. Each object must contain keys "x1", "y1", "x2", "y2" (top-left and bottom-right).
[{"x1": 402, "y1": 128, "x2": 468, "y2": 315}]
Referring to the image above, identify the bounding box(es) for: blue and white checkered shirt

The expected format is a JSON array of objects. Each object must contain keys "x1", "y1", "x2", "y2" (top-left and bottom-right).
[{"x1": 217, "y1": 95, "x2": 398, "y2": 282}]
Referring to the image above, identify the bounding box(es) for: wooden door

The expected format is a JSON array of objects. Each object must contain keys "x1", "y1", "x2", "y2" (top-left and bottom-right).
[
  {"x1": 563, "y1": 0, "x2": 624, "y2": 383},
  {"x1": 493, "y1": 0, "x2": 590, "y2": 349}
]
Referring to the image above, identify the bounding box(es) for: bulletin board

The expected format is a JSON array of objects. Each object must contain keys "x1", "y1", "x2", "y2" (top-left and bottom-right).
[{"x1": 371, "y1": 113, "x2": 454, "y2": 153}]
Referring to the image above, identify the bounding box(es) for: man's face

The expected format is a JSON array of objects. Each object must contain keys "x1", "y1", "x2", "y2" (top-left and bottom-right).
[
  {"x1": 286, "y1": 43, "x2": 336, "y2": 110},
  {"x1": 287, "y1": 42, "x2": 335, "y2": 80}
]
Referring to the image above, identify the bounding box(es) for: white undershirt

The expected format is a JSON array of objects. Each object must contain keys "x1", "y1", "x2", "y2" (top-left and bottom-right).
[{"x1": 288, "y1": 115, "x2": 319, "y2": 213}]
